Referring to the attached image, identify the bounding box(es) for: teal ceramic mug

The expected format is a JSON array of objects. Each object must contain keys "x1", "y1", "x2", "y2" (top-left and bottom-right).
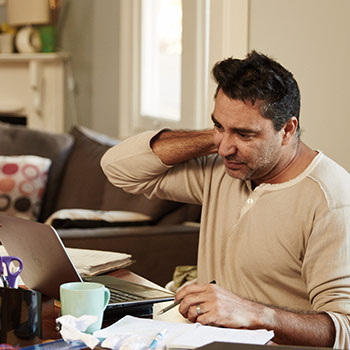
[{"x1": 60, "y1": 282, "x2": 110, "y2": 333}]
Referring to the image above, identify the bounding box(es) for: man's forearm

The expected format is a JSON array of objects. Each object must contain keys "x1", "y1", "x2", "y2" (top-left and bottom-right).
[
  {"x1": 151, "y1": 129, "x2": 217, "y2": 165},
  {"x1": 260, "y1": 306, "x2": 335, "y2": 347},
  {"x1": 177, "y1": 284, "x2": 336, "y2": 348}
]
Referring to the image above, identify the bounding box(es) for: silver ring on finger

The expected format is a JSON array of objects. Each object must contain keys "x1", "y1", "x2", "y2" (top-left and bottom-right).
[{"x1": 196, "y1": 304, "x2": 202, "y2": 316}]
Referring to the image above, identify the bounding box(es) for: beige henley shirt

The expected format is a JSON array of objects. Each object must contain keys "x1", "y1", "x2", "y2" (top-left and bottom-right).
[{"x1": 101, "y1": 130, "x2": 350, "y2": 348}]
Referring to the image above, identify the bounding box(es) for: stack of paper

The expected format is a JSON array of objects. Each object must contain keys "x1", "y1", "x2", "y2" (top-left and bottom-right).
[
  {"x1": 66, "y1": 248, "x2": 133, "y2": 277},
  {"x1": 94, "y1": 316, "x2": 274, "y2": 349}
]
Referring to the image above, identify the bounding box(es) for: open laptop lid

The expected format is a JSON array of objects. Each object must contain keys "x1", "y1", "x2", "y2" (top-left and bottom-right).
[
  {"x1": 0, "y1": 214, "x2": 174, "y2": 308},
  {"x1": 0, "y1": 213, "x2": 84, "y2": 298}
]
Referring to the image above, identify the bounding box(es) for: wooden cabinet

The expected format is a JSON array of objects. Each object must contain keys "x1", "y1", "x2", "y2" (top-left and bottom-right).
[{"x1": 0, "y1": 52, "x2": 68, "y2": 132}]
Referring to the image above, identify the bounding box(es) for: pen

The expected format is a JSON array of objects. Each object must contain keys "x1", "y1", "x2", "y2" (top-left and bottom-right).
[
  {"x1": 149, "y1": 328, "x2": 167, "y2": 349},
  {"x1": 157, "y1": 280, "x2": 216, "y2": 315},
  {"x1": 157, "y1": 298, "x2": 181, "y2": 315},
  {"x1": 0, "y1": 272, "x2": 9, "y2": 288}
]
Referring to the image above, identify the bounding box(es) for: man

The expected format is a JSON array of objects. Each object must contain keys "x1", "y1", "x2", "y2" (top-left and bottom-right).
[{"x1": 101, "y1": 51, "x2": 350, "y2": 348}]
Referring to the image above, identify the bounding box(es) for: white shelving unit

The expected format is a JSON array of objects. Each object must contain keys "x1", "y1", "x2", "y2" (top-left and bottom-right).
[{"x1": 0, "y1": 52, "x2": 69, "y2": 133}]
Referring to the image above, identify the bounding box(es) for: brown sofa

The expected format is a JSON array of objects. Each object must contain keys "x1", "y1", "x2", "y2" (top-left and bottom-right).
[{"x1": 0, "y1": 123, "x2": 200, "y2": 286}]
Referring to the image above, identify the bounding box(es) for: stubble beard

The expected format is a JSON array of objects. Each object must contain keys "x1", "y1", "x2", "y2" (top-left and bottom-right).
[{"x1": 223, "y1": 142, "x2": 282, "y2": 183}]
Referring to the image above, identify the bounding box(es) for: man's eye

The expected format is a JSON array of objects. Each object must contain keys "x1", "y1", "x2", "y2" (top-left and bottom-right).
[
  {"x1": 239, "y1": 133, "x2": 252, "y2": 139},
  {"x1": 213, "y1": 123, "x2": 222, "y2": 130}
]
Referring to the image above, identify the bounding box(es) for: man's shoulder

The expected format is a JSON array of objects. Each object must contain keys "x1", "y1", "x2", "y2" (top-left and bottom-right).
[
  {"x1": 313, "y1": 153, "x2": 350, "y2": 181},
  {"x1": 309, "y1": 153, "x2": 350, "y2": 208}
]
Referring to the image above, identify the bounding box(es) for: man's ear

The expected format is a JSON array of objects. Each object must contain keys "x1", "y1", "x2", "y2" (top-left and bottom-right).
[{"x1": 281, "y1": 117, "x2": 298, "y2": 145}]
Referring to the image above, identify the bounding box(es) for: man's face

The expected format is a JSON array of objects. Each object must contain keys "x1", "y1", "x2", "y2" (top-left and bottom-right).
[{"x1": 212, "y1": 90, "x2": 284, "y2": 184}]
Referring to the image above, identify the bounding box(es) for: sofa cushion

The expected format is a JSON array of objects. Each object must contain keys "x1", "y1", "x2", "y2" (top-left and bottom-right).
[
  {"x1": 54, "y1": 125, "x2": 118, "y2": 211},
  {"x1": 0, "y1": 123, "x2": 74, "y2": 222},
  {"x1": 0, "y1": 155, "x2": 51, "y2": 220},
  {"x1": 55, "y1": 126, "x2": 187, "y2": 223},
  {"x1": 45, "y1": 208, "x2": 153, "y2": 229}
]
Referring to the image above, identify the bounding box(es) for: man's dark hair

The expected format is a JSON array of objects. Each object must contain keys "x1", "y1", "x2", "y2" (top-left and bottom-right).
[{"x1": 212, "y1": 51, "x2": 301, "y2": 135}]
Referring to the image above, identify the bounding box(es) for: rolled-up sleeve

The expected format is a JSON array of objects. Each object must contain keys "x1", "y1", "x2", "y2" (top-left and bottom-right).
[
  {"x1": 325, "y1": 312, "x2": 350, "y2": 349},
  {"x1": 100, "y1": 130, "x2": 205, "y2": 204},
  {"x1": 303, "y1": 204, "x2": 350, "y2": 349}
]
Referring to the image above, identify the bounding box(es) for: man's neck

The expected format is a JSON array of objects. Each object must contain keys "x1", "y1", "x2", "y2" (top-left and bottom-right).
[{"x1": 253, "y1": 141, "x2": 318, "y2": 187}]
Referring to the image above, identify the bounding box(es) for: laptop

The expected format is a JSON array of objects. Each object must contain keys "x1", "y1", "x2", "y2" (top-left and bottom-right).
[{"x1": 0, "y1": 214, "x2": 174, "y2": 314}]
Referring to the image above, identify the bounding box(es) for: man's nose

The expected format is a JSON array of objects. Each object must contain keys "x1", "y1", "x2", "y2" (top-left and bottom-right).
[{"x1": 217, "y1": 134, "x2": 237, "y2": 157}]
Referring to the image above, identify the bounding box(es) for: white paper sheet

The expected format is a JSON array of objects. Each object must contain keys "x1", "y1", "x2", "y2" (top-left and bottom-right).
[
  {"x1": 94, "y1": 315, "x2": 274, "y2": 349},
  {"x1": 153, "y1": 300, "x2": 192, "y2": 324},
  {"x1": 168, "y1": 326, "x2": 275, "y2": 349}
]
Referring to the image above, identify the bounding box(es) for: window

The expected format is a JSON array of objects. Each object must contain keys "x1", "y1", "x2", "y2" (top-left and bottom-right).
[
  {"x1": 117, "y1": 0, "x2": 248, "y2": 138},
  {"x1": 118, "y1": 0, "x2": 210, "y2": 137},
  {"x1": 141, "y1": 0, "x2": 182, "y2": 122}
]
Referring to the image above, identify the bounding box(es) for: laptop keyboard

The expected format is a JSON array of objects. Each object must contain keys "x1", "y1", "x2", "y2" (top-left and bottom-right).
[{"x1": 109, "y1": 288, "x2": 142, "y2": 303}]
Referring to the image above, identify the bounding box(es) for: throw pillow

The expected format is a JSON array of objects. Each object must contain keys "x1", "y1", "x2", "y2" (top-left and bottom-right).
[
  {"x1": 53, "y1": 126, "x2": 119, "y2": 212},
  {"x1": 45, "y1": 208, "x2": 153, "y2": 229},
  {"x1": 0, "y1": 155, "x2": 51, "y2": 221},
  {"x1": 0, "y1": 122, "x2": 74, "y2": 222}
]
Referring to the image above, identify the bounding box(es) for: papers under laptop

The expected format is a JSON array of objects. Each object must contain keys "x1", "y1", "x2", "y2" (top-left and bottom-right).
[{"x1": 0, "y1": 214, "x2": 174, "y2": 315}]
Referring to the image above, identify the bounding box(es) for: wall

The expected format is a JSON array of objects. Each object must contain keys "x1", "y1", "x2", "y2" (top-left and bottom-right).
[
  {"x1": 90, "y1": 1, "x2": 119, "y2": 135},
  {"x1": 0, "y1": 3, "x2": 5, "y2": 23},
  {"x1": 0, "y1": 1, "x2": 119, "y2": 135},
  {"x1": 56, "y1": 0, "x2": 93, "y2": 130},
  {"x1": 248, "y1": 0, "x2": 350, "y2": 170},
  {"x1": 0, "y1": 1, "x2": 348, "y2": 170},
  {"x1": 58, "y1": 0, "x2": 119, "y2": 135}
]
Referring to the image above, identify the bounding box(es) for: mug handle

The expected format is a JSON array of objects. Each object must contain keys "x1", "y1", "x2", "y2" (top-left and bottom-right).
[{"x1": 103, "y1": 287, "x2": 110, "y2": 310}]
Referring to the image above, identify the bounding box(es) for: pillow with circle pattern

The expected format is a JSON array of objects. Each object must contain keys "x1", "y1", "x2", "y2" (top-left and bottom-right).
[{"x1": 0, "y1": 155, "x2": 52, "y2": 221}]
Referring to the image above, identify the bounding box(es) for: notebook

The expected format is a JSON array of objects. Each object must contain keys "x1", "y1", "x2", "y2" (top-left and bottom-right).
[{"x1": 0, "y1": 213, "x2": 174, "y2": 313}]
